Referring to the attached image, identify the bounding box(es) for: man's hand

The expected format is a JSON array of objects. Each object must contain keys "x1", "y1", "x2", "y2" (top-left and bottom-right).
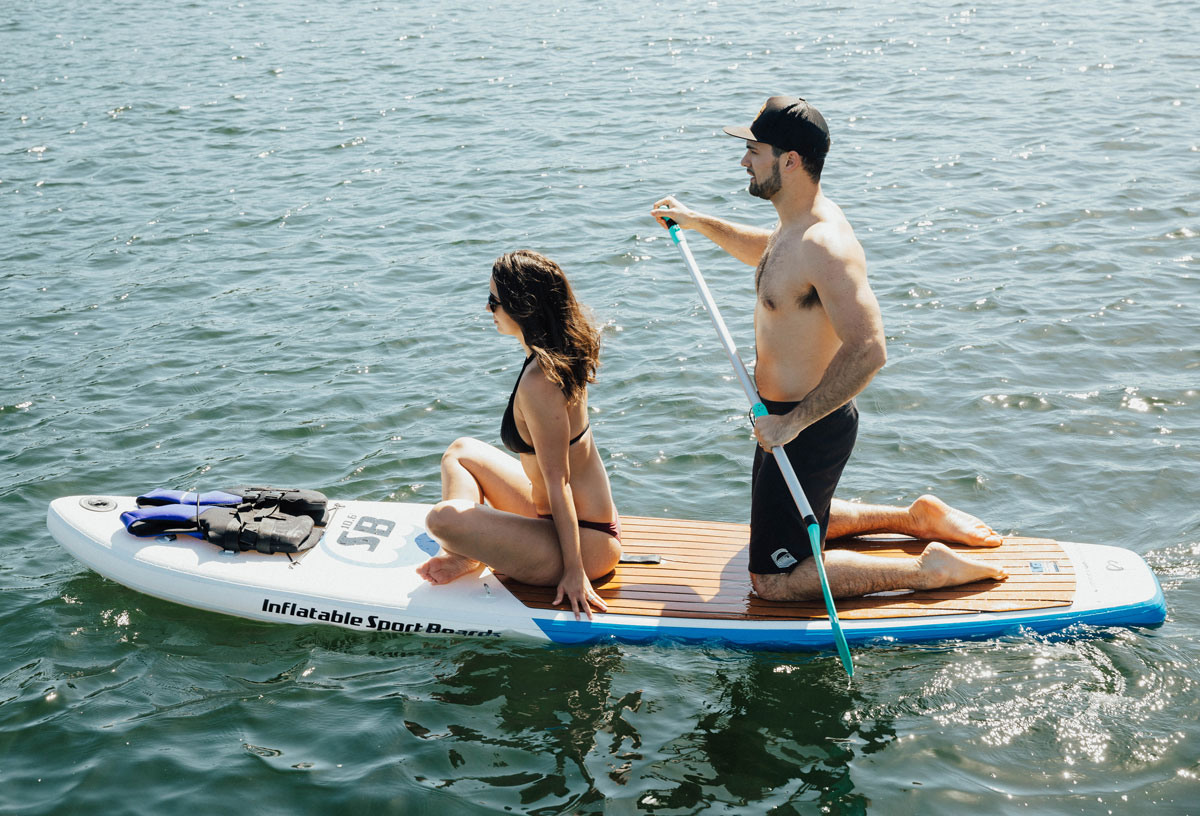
[
  {"x1": 651, "y1": 196, "x2": 700, "y2": 230},
  {"x1": 753, "y1": 411, "x2": 803, "y2": 451}
]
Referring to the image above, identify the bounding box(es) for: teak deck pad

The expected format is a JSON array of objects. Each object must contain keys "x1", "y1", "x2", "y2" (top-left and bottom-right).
[{"x1": 497, "y1": 515, "x2": 1075, "y2": 621}]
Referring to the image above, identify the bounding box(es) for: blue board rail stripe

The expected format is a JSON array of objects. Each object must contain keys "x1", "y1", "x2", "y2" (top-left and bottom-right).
[{"x1": 532, "y1": 585, "x2": 1166, "y2": 649}]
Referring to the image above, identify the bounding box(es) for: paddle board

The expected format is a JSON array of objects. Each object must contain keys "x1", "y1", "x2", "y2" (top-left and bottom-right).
[{"x1": 47, "y1": 495, "x2": 1166, "y2": 650}]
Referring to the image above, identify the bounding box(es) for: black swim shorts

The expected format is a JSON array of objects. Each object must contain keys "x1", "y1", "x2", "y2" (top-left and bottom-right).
[{"x1": 749, "y1": 399, "x2": 858, "y2": 575}]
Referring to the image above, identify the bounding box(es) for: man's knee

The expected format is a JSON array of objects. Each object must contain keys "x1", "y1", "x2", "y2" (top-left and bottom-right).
[
  {"x1": 751, "y1": 568, "x2": 820, "y2": 602},
  {"x1": 751, "y1": 571, "x2": 790, "y2": 601}
]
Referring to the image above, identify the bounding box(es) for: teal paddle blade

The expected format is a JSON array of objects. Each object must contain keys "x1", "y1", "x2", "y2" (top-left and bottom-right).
[{"x1": 808, "y1": 522, "x2": 854, "y2": 678}]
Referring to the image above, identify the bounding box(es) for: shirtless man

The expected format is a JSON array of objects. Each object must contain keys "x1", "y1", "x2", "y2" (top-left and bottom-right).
[{"x1": 653, "y1": 96, "x2": 1006, "y2": 601}]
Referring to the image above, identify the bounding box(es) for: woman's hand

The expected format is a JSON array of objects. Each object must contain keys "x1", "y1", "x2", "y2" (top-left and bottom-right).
[{"x1": 554, "y1": 566, "x2": 608, "y2": 621}]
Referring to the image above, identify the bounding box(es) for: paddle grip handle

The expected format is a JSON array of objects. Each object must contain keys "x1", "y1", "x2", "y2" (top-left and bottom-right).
[{"x1": 657, "y1": 206, "x2": 681, "y2": 243}]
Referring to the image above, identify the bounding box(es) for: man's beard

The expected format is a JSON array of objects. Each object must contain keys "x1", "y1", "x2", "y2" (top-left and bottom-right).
[{"x1": 748, "y1": 160, "x2": 782, "y2": 200}]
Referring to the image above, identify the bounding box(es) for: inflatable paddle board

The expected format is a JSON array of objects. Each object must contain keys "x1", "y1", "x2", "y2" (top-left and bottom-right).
[{"x1": 48, "y1": 495, "x2": 1166, "y2": 650}]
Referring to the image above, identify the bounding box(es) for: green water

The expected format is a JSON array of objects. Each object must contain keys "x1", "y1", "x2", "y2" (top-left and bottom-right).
[{"x1": 3, "y1": 0, "x2": 1198, "y2": 812}]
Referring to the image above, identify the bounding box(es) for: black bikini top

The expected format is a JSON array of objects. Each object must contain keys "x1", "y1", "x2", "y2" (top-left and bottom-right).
[{"x1": 501, "y1": 354, "x2": 590, "y2": 455}]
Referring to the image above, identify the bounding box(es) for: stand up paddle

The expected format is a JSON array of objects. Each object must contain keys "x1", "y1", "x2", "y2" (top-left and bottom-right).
[{"x1": 660, "y1": 213, "x2": 854, "y2": 678}]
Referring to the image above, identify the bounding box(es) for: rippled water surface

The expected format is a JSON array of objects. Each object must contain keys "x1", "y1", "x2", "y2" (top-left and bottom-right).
[{"x1": 3, "y1": 0, "x2": 1198, "y2": 813}]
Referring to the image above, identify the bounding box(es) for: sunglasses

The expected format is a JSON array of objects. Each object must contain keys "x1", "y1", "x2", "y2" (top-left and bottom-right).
[{"x1": 487, "y1": 292, "x2": 501, "y2": 312}]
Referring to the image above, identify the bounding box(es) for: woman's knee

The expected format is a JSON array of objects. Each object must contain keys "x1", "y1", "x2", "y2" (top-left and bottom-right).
[
  {"x1": 582, "y1": 535, "x2": 622, "y2": 581},
  {"x1": 425, "y1": 499, "x2": 475, "y2": 541},
  {"x1": 441, "y1": 436, "x2": 482, "y2": 466}
]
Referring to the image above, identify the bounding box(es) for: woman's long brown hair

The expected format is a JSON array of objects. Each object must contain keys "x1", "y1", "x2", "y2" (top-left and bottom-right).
[{"x1": 491, "y1": 250, "x2": 600, "y2": 404}]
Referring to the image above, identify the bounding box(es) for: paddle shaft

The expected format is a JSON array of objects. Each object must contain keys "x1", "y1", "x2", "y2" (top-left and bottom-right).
[{"x1": 664, "y1": 218, "x2": 854, "y2": 677}]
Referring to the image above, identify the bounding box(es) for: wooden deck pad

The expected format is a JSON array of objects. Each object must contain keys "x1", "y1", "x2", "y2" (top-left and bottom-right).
[{"x1": 496, "y1": 515, "x2": 1076, "y2": 621}]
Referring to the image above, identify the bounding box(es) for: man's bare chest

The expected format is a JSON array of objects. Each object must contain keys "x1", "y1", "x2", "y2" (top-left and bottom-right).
[{"x1": 755, "y1": 248, "x2": 821, "y2": 312}]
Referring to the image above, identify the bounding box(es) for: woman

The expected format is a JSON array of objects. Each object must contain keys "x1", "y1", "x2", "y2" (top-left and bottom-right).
[{"x1": 418, "y1": 250, "x2": 621, "y2": 619}]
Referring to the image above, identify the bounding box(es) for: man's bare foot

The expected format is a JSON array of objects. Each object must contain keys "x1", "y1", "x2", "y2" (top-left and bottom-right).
[
  {"x1": 913, "y1": 542, "x2": 1007, "y2": 589},
  {"x1": 910, "y1": 494, "x2": 1003, "y2": 547},
  {"x1": 416, "y1": 552, "x2": 484, "y2": 585}
]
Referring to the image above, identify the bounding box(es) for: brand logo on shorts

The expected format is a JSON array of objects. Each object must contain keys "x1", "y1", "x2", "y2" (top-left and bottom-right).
[{"x1": 771, "y1": 548, "x2": 798, "y2": 569}]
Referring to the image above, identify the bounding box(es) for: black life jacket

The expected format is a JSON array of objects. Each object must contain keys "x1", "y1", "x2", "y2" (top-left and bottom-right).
[{"x1": 120, "y1": 486, "x2": 328, "y2": 554}]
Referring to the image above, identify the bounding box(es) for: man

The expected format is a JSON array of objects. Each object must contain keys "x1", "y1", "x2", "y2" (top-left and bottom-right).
[{"x1": 652, "y1": 96, "x2": 1007, "y2": 601}]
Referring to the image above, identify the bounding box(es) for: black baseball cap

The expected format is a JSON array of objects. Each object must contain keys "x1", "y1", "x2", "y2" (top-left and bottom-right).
[{"x1": 723, "y1": 96, "x2": 831, "y2": 157}]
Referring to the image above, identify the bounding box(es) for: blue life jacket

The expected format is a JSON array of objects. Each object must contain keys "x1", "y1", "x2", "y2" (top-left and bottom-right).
[
  {"x1": 134, "y1": 488, "x2": 245, "y2": 508},
  {"x1": 121, "y1": 486, "x2": 328, "y2": 554}
]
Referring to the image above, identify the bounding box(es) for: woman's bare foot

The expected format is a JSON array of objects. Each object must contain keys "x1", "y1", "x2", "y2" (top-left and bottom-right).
[
  {"x1": 913, "y1": 542, "x2": 1007, "y2": 589},
  {"x1": 416, "y1": 552, "x2": 484, "y2": 585},
  {"x1": 910, "y1": 494, "x2": 1004, "y2": 547}
]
